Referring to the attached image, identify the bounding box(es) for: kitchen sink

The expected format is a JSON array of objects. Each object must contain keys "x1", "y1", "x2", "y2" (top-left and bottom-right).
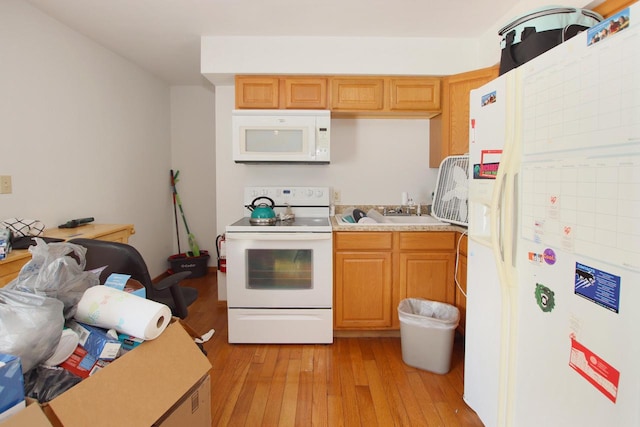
[{"x1": 336, "y1": 214, "x2": 448, "y2": 226}]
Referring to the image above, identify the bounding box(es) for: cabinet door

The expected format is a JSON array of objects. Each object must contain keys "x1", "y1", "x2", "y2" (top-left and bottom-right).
[
  {"x1": 334, "y1": 251, "x2": 393, "y2": 329},
  {"x1": 284, "y1": 78, "x2": 328, "y2": 109},
  {"x1": 389, "y1": 77, "x2": 440, "y2": 111},
  {"x1": 235, "y1": 76, "x2": 279, "y2": 109},
  {"x1": 330, "y1": 78, "x2": 384, "y2": 111},
  {"x1": 400, "y1": 252, "x2": 455, "y2": 305},
  {"x1": 429, "y1": 66, "x2": 498, "y2": 167}
]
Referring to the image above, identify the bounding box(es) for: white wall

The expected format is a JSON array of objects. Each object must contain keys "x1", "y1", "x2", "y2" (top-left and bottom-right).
[
  {"x1": 169, "y1": 85, "x2": 217, "y2": 256},
  {"x1": 202, "y1": 36, "x2": 483, "y2": 85},
  {"x1": 0, "y1": 0, "x2": 173, "y2": 276}
]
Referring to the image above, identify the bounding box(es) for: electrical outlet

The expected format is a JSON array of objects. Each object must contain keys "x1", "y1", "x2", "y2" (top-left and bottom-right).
[
  {"x1": 0, "y1": 176, "x2": 11, "y2": 194},
  {"x1": 333, "y1": 190, "x2": 341, "y2": 203}
]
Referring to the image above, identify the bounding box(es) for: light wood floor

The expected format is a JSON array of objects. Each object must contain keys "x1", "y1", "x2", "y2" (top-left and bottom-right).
[{"x1": 183, "y1": 272, "x2": 484, "y2": 427}]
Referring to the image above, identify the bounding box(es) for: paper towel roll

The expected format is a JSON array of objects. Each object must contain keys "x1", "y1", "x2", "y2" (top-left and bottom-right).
[{"x1": 75, "y1": 286, "x2": 171, "y2": 340}]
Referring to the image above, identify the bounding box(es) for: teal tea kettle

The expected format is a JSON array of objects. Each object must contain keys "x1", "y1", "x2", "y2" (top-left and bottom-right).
[{"x1": 248, "y1": 196, "x2": 277, "y2": 225}]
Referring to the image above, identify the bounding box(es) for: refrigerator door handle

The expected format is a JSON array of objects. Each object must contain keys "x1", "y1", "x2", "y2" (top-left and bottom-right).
[
  {"x1": 511, "y1": 173, "x2": 519, "y2": 268},
  {"x1": 492, "y1": 168, "x2": 507, "y2": 263}
]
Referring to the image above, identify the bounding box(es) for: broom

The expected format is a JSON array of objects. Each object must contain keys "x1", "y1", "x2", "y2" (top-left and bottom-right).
[{"x1": 170, "y1": 169, "x2": 200, "y2": 257}]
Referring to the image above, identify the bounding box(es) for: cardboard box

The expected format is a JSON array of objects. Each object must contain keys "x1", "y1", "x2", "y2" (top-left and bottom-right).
[
  {"x1": 104, "y1": 274, "x2": 146, "y2": 299},
  {"x1": 0, "y1": 399, "x2": 52, "y2": 427},
  {"x1": 42, "y1": 321, "x2": 211, "y2": 427},
  {"x1": 66, "y1": 321, "x2": 121, "y2": 360},
  {"x1": 154, "y1": 374, "x2": 211, "y2": 427},
  {"x1": 0, "y1": 354, "x2": 24, "y2": 422}
]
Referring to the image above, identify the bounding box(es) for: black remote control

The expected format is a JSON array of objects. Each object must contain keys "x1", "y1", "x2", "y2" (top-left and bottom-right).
[{"x1": 58, "y1": 217, "x2": 95, "y2": 228}]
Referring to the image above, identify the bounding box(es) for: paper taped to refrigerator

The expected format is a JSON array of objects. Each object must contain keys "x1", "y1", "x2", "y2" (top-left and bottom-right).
[
  {"x1": 569, "y1": 338, "x2": 619, "y2": 403},
  {"x1": 75, "y1": 286, "x2": 171, "y2": 340}
]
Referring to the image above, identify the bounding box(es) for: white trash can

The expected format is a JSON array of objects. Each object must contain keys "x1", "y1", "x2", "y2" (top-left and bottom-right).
[{"x1": 398, "y1": 298, "x2": 460, "y2": 374}]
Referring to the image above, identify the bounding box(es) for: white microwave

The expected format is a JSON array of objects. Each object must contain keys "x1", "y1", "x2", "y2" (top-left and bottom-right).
[{"x1": 232, "y1": 110, "x2": 330, "y2": 164}]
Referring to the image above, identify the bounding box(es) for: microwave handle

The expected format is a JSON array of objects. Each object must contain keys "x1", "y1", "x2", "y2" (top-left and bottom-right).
[{"x1": 309, "y1": 128, "x2": 316, "y2": 159}]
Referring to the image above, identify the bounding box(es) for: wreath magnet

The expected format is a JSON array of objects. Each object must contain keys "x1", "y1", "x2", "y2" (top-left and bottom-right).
[{"x1": 535, "y1": 284, "x2": 555, "y2": 312}]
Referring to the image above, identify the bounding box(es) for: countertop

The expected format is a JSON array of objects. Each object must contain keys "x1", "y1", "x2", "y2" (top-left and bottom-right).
[{"x1": 330, "y1": 216, "x2": 466, "y2": 232}]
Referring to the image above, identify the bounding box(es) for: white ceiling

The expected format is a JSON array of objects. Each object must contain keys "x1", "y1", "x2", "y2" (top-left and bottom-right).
[{"x1": 24, "y1": 0, "x2": 579, "y2": 85}]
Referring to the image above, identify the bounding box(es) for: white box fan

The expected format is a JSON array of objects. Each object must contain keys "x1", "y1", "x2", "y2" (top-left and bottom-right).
[{"x1": 432, "y1": 155, "x2": 469, "y2": 226}]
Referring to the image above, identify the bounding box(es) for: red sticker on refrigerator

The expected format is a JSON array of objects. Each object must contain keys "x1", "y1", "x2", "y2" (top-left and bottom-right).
[
  {"x1": 473, "y1": 149, "x2": 502, "y2": 179},
  {"x1": 569, "y1": 338, "x2": 620, "y2": 403}
]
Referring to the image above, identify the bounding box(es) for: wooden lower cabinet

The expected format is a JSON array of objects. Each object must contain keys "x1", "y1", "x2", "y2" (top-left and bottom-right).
[
  {"x1": 334, "y1": 231, "x2": 456, "y2": 331},
  {"x1": 334, "y1": 251, "x2": 393, "y2": 328},
  {"x1": 334, "y1": 232, "x2": 394, "y2": 329},
  {"x1": 400, "y1": 252, "x2": 455, "y2": 305}
]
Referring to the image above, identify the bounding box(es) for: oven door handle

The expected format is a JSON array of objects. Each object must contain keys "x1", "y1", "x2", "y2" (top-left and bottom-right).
[{"x1": 226, "y1": 232, "x2": 332, "y2": 241}]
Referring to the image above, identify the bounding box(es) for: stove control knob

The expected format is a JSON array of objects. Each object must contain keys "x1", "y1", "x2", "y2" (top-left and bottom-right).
[
  {"x1": 315, "y1": 189, "x2": 323, "y2": 198},
  {"x1": 306, "y1": 189, "x2": 314, "y2": 197}
]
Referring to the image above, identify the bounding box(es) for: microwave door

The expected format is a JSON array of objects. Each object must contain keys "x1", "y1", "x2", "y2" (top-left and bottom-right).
[{"x1": 241, "y1": 127, "x2": 311, "y2": 161}]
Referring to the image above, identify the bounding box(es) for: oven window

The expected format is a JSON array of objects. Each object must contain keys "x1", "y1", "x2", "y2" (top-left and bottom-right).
[{"x1": 246, "y1": 249, "x2": 313, "y2": 289}]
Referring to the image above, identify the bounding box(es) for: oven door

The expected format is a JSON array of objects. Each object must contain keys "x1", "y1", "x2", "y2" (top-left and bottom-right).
[{"x1": 226, "y1": 232, "x2": 332, "y2": 308}]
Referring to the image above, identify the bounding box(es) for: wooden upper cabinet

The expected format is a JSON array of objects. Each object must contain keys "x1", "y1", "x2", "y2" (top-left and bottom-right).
[
  {"x1": 330, "y1": 78, "x2": 385, "y2": 111},
  {"x1": 330, "y1": 76, "x2": 441, "y2": 117},
  {"x1": 235, "y1": 76, "x2": 327, "y2": 109},
  {"x1": 235, "y1": 76, "x2": 280, "y2": 109},
  {"x1": 593, "y1": 0, "x2": 635, "y2": 18},
  {"x1": 429, "y1": 65, "x2": 498, "y2": 168},
  {"x1": 284, "y1": 78, "x2": 328, "y2": 109},
  {"x1": 389, "y1": 77, "x2": 440, "y2": 112},
  {"x1": 235, "y1": 75, "x2": 442, "y2": 117}
]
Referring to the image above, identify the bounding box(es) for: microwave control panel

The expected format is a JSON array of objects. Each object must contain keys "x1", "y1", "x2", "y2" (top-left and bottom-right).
[{"x1": 315, "y1": 115, "x2": 331, "y2": 159}]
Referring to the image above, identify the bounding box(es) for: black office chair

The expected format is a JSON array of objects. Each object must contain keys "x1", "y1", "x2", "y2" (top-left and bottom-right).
[{"x1": 68, "y1": 238, "x2": 198, "y2": 319}]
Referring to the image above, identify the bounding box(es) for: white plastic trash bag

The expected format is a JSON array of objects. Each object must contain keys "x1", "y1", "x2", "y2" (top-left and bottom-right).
[
  {"x1": 398, "y1": 298, "x2": 459, "y2": 329},
  {"x1": 7, "y1": 238, "x2": 99, "y2": 319},
  {"x1": 0, "y1": 289, "x2": 64, "y2": 372}
]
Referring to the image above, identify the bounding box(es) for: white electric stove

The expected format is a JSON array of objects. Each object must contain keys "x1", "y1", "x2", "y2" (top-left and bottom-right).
[{"x1": 225, "y1": 186, "x2": 333, "y2": 344}]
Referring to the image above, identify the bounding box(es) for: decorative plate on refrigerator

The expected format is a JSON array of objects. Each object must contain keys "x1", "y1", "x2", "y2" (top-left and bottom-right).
[{"x1": 432, "y1": 155, "x2": 469, "y2": 226}]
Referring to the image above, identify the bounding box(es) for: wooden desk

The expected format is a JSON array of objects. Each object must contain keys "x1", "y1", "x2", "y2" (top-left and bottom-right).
[{"x1": 0, "y1": 223, "x2": 135, "y2": 287}]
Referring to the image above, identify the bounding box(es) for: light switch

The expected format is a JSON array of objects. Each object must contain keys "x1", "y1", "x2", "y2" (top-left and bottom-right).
[{"x1": 0, "y1": 176, "x2": 12, "y2": 194}]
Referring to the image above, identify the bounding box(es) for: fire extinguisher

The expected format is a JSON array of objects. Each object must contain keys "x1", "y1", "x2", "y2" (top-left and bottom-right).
[{"x1": 216, "y1": 234, "x2": 226, "y2": 273}]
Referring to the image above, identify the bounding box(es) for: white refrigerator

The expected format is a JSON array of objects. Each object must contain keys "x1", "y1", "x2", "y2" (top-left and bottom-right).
[{"x1": 465, "y1": 5, "x2": 640, "y2": 427}]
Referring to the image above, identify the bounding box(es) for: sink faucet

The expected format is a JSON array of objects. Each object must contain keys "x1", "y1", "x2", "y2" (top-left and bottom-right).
[{"x1": 383, "y1": 206, "x2": 411, "y2": 216}]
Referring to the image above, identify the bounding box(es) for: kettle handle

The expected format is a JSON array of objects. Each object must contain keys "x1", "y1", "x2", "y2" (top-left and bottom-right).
[{"x1": 250, "y1": 196, "x2": 275, "y2": 210}]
